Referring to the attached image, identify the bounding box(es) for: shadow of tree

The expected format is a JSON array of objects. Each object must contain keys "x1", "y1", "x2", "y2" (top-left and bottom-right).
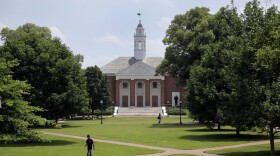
[
  {"x1": 0, "y1": 140, "x2": 77, "y2": 147},
  {"x1": 180, "y1": 134, "x2": 268, "y2": 142},
  {"x1": 210, "y1": 151, "x2": 280, "y2": 156},
  {"x1": 61, "y1": 124, "x2": 83, "y2": 128},
  {"x1": 186, "y1": 128, "x2": 236, "y2": 132},
  {"x1": 150, "y1": 122, "x2": 201, "y2": 128}
]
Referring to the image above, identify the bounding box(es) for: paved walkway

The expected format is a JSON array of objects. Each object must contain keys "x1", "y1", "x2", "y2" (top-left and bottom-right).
[{"x1": 42, "y1": 131, "x2": 279, "y2": 156}]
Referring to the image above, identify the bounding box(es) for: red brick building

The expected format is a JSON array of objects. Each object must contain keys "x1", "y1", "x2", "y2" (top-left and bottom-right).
[{"x1": 101, "y1": 20, "x2": 183, "y2": 108}]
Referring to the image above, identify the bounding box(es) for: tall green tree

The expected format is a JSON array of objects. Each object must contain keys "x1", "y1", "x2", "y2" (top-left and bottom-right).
[
  {"x1": 255, "y1": 47, "x2": 280, "y2": 156},
  {"x1": 253, "y1": 7, "x2": 280, "y2": 155},
  {"x1": 159, "y1": 1, "x2": 280, "y2": 155},
  {"x1": 85, "y1": 66, "x2": 110, "y2": 115},
  {"x1": 0, "y1": 58, "x2": 45, "y2": 143},
  {"x1": 186, "y1": 6, "x2": 247, "y2": 131},
  {"x1": 242, "y1": 1, "x2": 280, "y2": 155},
  {"x1": 0, "y1": 23, "x2": 88, "y2": 121},
  {"x1": 156, "y1": 7, "x2": 214, "y2": 85}
]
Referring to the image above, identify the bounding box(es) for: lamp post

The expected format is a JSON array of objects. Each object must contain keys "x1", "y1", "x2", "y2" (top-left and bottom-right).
[
  {"x1": 100, "y1": 100, "x2": 103, "y2": 124},
  {"x1": 179, "y1": 101, "x2": 182, "y2": 125},
  {"x1": 0, "y1": 96, "x2": 2, "y2": 108}
]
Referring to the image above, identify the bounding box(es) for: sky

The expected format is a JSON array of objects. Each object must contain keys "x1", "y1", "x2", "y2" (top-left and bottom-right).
[{"x1": 0, "y1": 0, "x2": 279, "y2": 68}]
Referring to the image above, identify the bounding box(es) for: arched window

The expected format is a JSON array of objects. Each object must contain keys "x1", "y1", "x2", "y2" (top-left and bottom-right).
[
  {"x1": 123, "y1": 82, "x2": 128, "y2": 89},
  {"x1": 152, "y1": 82, "x2": 158, "y2": 88},
  {"x1": 138, "y1": 41, "x2": 142, "y2": 49},
  {"x1": 137, "y1": 82, "x2": 143, "y2": 88}
]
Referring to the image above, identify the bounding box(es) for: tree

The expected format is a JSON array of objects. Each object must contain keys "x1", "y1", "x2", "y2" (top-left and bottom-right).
[
  {"x1": 220, "y1": 40, "x2": 261, "y2": 135},
  {"x1": 0, "y1": 23, "x2": 88, "y2": 121},
  {"x1": 255, "y1": 46, "x2": 280, "y2": 156},
  {"x1": 0, "y1": 58, "x2": 45, "y2": 143},
  {"x1": 156, "y1": 7, "x2": 215, "y2": 85},
  {"x1": 242, "y1": 1, "x2": 280, "y2": 155},
  {"x1": 186, "y1": 6, "x2": 246, "y2": 131},
  {"x1": 85, "y1": 66, "x2": 110, "y2": 116},
  {"x1": 159, "y1": 0, "x2": 280, "y2": 155}
]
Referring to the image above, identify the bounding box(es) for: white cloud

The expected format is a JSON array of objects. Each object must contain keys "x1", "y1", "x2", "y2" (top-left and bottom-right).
[
  {"x1": 97, "y1": 34, "x2": 131, "y2": 48},
  {"x1": 0, "y1": 22, "x2": 7, "y2": 31},
  {"x1": 265, "y1": 0, "x2": 280, "y2": 9},
  {"x1": 132, "y1": 0, "x2": 176, "y2": 9},
  {"x1": 132, "y1": 0, "x2": 141, "y2": 4},
  {"x1": 0, "y1": 22, "x2": 7, "y2": 45},
  {"x1": 156, "y1": 17, "x2": 172, "y2": 30},
  {"x1": 155, "y1": 0, "x2": 175, "y2": 8},
  {"x1": 50, "y1": 27, "x2": 67, "y2": 43},
  {"x1": 83, "y1": 54, "x2": 118, "y2": 68},
  {"x1": 147, "y1": 38, "x2": 166, "y2": 57}
]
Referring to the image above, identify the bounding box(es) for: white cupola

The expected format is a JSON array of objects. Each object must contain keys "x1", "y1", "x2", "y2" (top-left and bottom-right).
[{"x1": 134, "y1": 13, "x2": 146, "y2": 60}]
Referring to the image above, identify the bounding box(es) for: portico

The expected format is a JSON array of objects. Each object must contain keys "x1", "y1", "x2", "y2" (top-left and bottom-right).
[{"x1": 101, "y1": 14, "x2": 183, "y2": 108}]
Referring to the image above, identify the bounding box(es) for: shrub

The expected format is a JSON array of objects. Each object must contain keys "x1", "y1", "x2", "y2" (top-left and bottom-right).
[
  {"x1": 70, "y1": 116, "x2": 93, "y2": 120},
  {"x1": 54, "y1": 124, "x2": 62, "y2": 129},
  {"x1": 166, "y1": 107, "x2": 187, "y2": 115},
  {"x1": 44, "y1": 120, "x2": 56, "y2": 128},
  {"x1": 0, "y1": 131, "x2": 48, "y2": 143}
]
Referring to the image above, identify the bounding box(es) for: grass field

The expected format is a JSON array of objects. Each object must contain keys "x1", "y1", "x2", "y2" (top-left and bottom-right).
[
  {"x1": 1, "y1": 116, "x2": 279, "y2": 156},
  {"x1": 207, "y1": 143, "x2": 280, "y2": 156},
  {"x1": 40, "y1": 116, "x2": 277, "y2": 150},
  {"x1": 0, "y1": 134, "x2": 162, "y2": 156}
]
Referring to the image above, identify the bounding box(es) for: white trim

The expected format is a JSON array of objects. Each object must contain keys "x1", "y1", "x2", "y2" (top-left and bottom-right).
[
  {"x1": 135, "y1": 81, "x2": 145, "y2": 107},
  {"x1": 150, "y1": 81, "x2": 161, "y2": 107},
  {"x1": 116, "y1": 75, "x2": 164, "y2": 80},
  {"x1": 119, "y1": 81, "x2": 130, "y2": 107}
]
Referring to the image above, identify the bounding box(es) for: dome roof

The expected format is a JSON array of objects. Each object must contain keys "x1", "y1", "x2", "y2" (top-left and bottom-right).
[{"x1": 137, "y1": 23, "x2": 143, "y2": 28}]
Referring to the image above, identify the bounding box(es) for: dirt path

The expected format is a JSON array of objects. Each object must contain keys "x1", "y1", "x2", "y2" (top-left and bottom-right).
[{"x1": 42, "y1": 131, "x2": 279, "y2": 156}]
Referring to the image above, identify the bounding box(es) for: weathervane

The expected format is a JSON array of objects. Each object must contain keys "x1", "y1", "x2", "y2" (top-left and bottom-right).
[{"x1": 137, "y1": 11, "x2": 142, "y2": 22}]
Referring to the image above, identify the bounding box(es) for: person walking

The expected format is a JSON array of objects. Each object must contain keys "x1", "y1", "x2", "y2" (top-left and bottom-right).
[
  {"x1": 85, "y1": 134, "x2": 95, "y2": 156},
  {"x1": 157, "y1": 113, "x2": 162, "y2": 124}
]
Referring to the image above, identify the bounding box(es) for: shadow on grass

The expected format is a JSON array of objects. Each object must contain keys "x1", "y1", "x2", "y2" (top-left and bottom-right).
[
  {"x1": 187, "y1": 128, "x2": 236, "y2": 132},
  {"x1": 180, "y1": 133, "x2": 268, "y2": 142},
  {"x1": 210, "y1": 151, "x2": 280, "y2": 156},
  {"x1": 150, "y1": 122, "x2": 201, "y2": 128},
  {"x1": 61, "y1": 124, "x2": 83, "y2": 128},
  {"x1": 0, "y1": 139, "x2": 76, "y2": 147},
  {"x1": 36, "y1": 124, "x2": 83, "y2": 130}
]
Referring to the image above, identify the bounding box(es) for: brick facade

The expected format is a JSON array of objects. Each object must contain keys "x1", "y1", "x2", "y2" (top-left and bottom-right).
[
  {"x1": 106, "y1": 76, "x2": 183, "y2": 107},
  {"x1": 101, "y1": 20, "x2": 183, "y2": 107}
]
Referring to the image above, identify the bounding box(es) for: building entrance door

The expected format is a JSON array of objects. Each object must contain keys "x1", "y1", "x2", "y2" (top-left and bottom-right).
[
  {"x1": 137, "y1": 96, "x2": 143, "y2": 107},
  {"x1": 152, "y1": 96, "x2": 158, "y2": 107},
  {"x1": 122, "y1": 96, "x2": 128, "y2": 107}
]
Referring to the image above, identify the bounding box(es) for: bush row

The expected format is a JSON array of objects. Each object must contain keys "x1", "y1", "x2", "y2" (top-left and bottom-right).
[
  {"x1": 70, "y1": 107, "x2": 114, "y2": 120},
  {"x1": 166, "y1": 107, "x2": 187, "y2": 115}
]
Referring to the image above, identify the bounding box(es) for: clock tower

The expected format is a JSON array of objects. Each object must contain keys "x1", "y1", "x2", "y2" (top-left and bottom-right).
[{"x1": 134, "y1": 13, "x2": 146, "y2": 60}]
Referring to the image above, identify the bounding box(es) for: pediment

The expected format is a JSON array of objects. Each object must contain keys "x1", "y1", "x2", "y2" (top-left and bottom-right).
[{"x1": 116, "y1": 61, "x2": 156, "y2": 76}]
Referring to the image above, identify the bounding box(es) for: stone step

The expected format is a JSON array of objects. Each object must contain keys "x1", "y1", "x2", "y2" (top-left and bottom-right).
[
  {"x1": 115, "y1": 107, "x2": 165, "y2": 116},
  {"x1": 118, "y1": 108, "x2": 161, "y2": 112},
  {"x1": 116, "y1": 112, "x2": 160, "y2": 116}
]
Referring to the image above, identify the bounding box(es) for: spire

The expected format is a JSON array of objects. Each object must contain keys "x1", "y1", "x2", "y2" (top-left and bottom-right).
[
  {"x1": 137, "y1": 12, "x2": 143, "y2": 27},
  {"x1": 137, "y1": 12, "x2": 142, "y2": 23},
  {"x1": 134, "y1": 12, "x2": 146, "y2": 60}
]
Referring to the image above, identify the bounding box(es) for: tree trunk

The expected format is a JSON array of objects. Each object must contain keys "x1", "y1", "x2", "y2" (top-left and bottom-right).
[
  {"x1": 91, "y1": 108, "x2": 94, "y2": 119},
  {"x1": 270, "y1": 126, "x2": 275, "y2": 156},
  {"x1": 55, "y1": 116, "x2": 59, "y2": 124},
  {"x1": 236, "y1": 127, "x2": 240, "y2": 136},
  {"x1": 218, "y1": 122, "x2": 221, "y2": 130}
]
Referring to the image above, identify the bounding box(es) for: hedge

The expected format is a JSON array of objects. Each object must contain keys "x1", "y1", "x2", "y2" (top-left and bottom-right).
[{"x1": 166, "y1": 107, "x2": 187, "y2": 115}]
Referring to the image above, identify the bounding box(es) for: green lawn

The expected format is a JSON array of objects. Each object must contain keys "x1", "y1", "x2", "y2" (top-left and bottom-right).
[
  {"x1": 169, "y1": 154, "x2": 198, "y2": 156},
  {"x1": 207, "y1": 143, "x2": 280, "y2": 156},
  {"x1": 0, "y1": 135, "x2": 162, "y2": 156},
  {"x1": 40, "y1": 116, "x2": 277, "y2": 150}
]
